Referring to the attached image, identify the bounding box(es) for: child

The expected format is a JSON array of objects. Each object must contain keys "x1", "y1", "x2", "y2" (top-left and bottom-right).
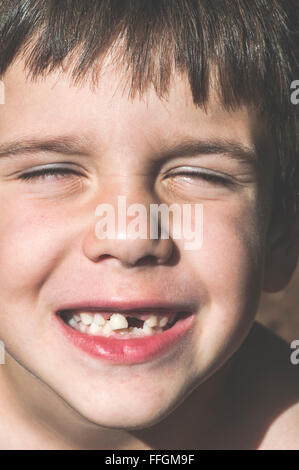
[{"x1": 0, "y1": 0, "x2": 298, "y2": 450}]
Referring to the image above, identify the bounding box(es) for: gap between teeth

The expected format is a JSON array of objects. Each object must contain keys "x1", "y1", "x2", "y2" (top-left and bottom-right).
[{"x1": 67, "y1": 312, "x2": 172, "y2": 337}]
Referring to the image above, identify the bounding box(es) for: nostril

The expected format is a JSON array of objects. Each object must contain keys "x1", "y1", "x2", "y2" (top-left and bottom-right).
[
  {"x1": 99, "y1": 254, "x2": 113, "y2": 261},
  {"x1": 135, "y1": 255, "x2": 161, "y2": 267}
]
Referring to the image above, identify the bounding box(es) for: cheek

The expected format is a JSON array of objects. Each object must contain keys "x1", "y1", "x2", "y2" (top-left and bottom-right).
[
  {"x1": 176, "y1": 201, "x2": 265, "y2": 375},
  {"x1": 204, "y1": 214, "x2": 261, "y2": 298},
  {"x1": 0, "y1": 196, "x2": 68, "y2": 301},
  {"x1": 186, "y1": 200, "x2": 263, "y2": 328}
]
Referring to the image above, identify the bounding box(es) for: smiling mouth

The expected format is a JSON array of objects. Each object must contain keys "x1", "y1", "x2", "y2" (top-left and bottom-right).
[
  {"x1": 58, "y1": 309, "x2": 188, "y2": 339},
  {"x1": 55, "y1": 305, "x2": 195, "y2": 363}
]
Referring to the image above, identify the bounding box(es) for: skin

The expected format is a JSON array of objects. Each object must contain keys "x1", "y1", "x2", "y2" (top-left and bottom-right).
[{"x1": 0, "y1": 54, "x2": 298, "y2": 450}]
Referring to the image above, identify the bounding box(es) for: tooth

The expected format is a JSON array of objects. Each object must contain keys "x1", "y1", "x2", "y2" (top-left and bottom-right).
[
  {"x1": 93, "y1": 313, "x2": 106, "y2": 326},
  {"x1": 109, "y1": 313, "x2": 128, "y2": 330},
  {"x1": 116, "y1": 328, "x2": 130, "y2": 335},
  {"x1": 68, "y1": 318, "x2": 78, "y2": 328},
  {"x1": 79, "y1": 323, "x2": 88, "y2": 333},
  {"x1": 144, "y1": 315, "x2": 158, "y2": 328},
  {"x1": 80, "y1": 313, "x2": 93, "y2": 325},
  {"x1": 132, "y1": 327, "x2": 143, "y2": 335},
  {"x1": 102, "y1": 322, "x2": 112, "y2": 335},
  {"x1": 159, "y1": 316, "x2": 168, "y2": 327},
  {"x1": 143, "y1": 323, "x2": 153, "y2": 335},
  {"x1": 89, "y1": 323, "x2": 102, "y2": 335},
  {"x1": 74, "y1": 314, "x2": 81, "y2": 322}
]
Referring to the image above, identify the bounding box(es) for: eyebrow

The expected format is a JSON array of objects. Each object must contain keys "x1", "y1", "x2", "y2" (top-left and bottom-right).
[
  {"x1": 0, "y1": 135, "x2": 258, "y2": 165},
  {"x1": 156, "y1": 139, "x2": 258, "y2": 166},
  {"x1": 0, "y1": 136, "x2": 90, "y2": 159}
]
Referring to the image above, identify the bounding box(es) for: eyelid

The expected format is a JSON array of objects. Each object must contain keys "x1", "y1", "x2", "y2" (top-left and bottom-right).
[
  {"x1": 164, "y1": 165, "x2": 234, "y2": 181},
  {"x1": 20, "y1": 162, "x2": 84, "y2": 174},
  {"x1": 17, "y1": 162, "x2": 87, "y2": 180}
]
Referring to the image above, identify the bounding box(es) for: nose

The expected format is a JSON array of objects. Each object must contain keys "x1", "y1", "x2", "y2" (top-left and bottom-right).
[{"x1": 82, "y1": 196, "x2": 174, "y2": 267}]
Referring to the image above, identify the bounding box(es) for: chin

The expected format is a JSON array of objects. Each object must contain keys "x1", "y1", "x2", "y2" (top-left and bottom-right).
[
  {"x1": 83, "y1": 408, "x2": 166, "y2": 431},
  {"x1": 67, "y1": 392, "x2": 173, "y2": 431}
]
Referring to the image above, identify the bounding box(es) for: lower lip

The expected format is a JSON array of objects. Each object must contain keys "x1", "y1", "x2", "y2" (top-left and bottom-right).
[{"x1": 56, "y1": 313, "x2": 195, "y2": 364}]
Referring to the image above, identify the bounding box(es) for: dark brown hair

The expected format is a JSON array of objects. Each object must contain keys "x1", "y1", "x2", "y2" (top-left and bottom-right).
[{"x1": 0, "y1": 0, "x2": 298, "y2": 229}]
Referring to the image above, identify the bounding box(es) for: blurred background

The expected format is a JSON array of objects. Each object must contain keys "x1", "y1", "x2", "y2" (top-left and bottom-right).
[{"x1": 257, "y1": 263, "x2": 299, "y2": 343}]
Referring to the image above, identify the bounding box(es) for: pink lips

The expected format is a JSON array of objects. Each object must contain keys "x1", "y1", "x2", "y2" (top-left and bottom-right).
[{"x1": 55, "y1": 301, "x2": 196, "y2": 364}]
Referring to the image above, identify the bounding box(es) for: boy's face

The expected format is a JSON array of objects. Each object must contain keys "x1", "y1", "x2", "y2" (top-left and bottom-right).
[{"x1": 0, "y1": 56, "x2": 273, "y2": 428}]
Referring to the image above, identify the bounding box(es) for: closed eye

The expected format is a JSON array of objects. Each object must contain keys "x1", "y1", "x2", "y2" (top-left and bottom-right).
[
  {"x1": 18, "y1": 164, "x2": 84, "y2": 182},
  {"x1": 165, "y1": 168, "x2": 235, "y2": 187}
]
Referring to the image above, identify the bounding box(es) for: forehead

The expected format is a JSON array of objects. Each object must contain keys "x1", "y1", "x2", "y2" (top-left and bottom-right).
[{"x1": 1, "y1": 57, "x2": 261, "y2": 154}]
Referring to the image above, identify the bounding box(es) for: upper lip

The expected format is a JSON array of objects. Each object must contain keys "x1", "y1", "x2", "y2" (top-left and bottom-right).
[{"x1": 56, "y1": 299, "x2": 196, "y2": 315}]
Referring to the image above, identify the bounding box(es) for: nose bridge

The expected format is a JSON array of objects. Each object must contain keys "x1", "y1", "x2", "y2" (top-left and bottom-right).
[
  {"x1": 95, "y1": 173, "x2": 155, "y2": 232},
  {"x1": 101, "y1": 172, "x2": 151, "y2": 208},
  {"x1": 82, "y1": 173, "x2": 174, "y2": 267}
]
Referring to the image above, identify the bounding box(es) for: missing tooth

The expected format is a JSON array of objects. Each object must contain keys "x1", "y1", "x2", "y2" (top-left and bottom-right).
[{"x1": 126, "y1": 317, "x2": 144, "y2": 328}]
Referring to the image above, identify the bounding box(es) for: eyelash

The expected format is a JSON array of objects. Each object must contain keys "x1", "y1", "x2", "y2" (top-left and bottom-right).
[
  {"x1": 19, "y1": 167, "x2": 82, "y2": 182},
  {"x1": 167, "y1": 170, "x2": 233, "y2": 187},
  {"x1": 18, "y1": 166, "x2": 232, "y2": 188}
]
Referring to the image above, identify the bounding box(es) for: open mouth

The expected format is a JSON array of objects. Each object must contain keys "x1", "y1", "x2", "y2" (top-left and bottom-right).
[
  {"x1": 58, "y1": 309, "x2": 187, "y2": 339},
  {"x1": 55, "y1": 304, "x2": 195, "y2": 363}
]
